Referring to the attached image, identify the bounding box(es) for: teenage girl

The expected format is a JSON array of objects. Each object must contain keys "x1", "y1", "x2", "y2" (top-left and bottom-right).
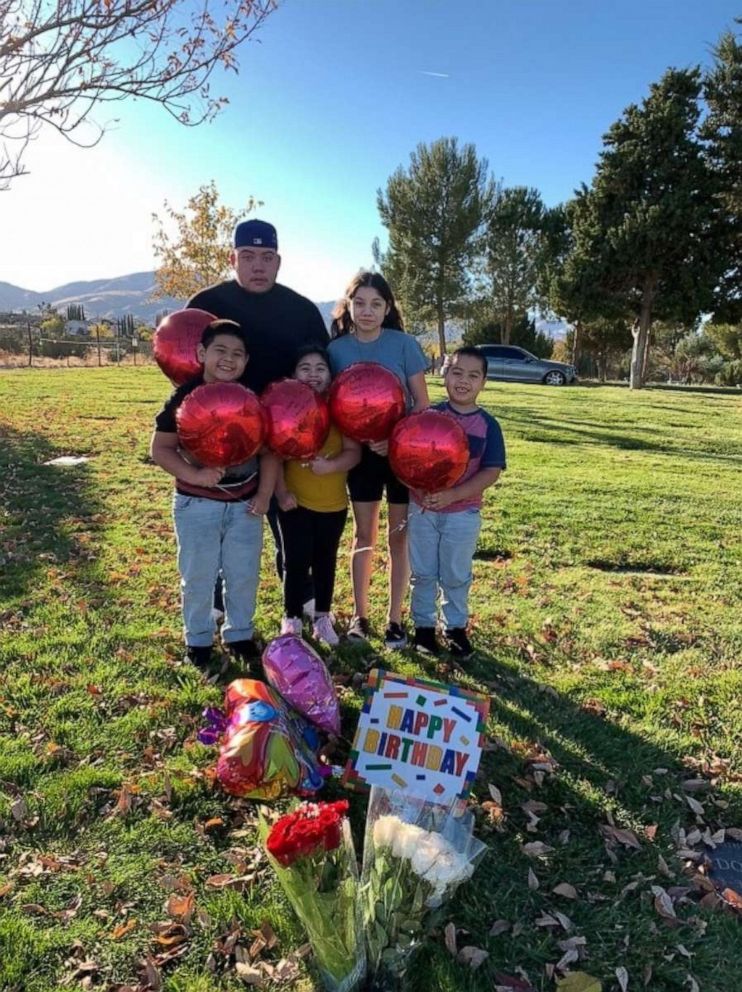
[
  {"x1": 275, "y1": 346, "x2": 361, "y2": 646},
  {"x1": 328, "y1": 271, "x2": 429, "y2": 649}
]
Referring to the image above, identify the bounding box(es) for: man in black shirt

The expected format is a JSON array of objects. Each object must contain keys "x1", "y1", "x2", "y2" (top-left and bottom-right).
[
  {"x1": 188, "y1": 220, "x2": 329, "y2": 613},
  {"x1": 188, "y1": 219, "x2": 328, "y2": 392}
]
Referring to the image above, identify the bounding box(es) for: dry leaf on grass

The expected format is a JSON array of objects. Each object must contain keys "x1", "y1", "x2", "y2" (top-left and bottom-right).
[
  {"x1": 522, "y1": 841, "x2": 554, "y2": 857},
  {"x1": 616, "y1": 965, "x2": 629, "y2": 991},
  {"x1": 489, "y1": 784, "x2": 503, "y2": 804},
  {"x1": 457, "y1": 945, "x2": 489, "y2": 969},
  {"x1": 528, "y1": 868, "x2": 540, "y2": 890},
  {"x1": 489, "y1": 919, "x2": 511, "y2": 936},
  {"x1": 599, "y1": 825, "x2": 642, "y2": 850},
  {"x1": 111, "y1": 918, "x2": 138, "y2": 940},
  {"x1": 444, "y1": 921, "x2": 458, "y2": 956},
  {"x1": 652, "y1": 885, "x2": 680, "y2": 926},
  {"x1": 553, "y1": 882, "x2": 578, "y2": 899},
  {"x1": 165, "y1": 892, "x2": 194, "y2": 923}
]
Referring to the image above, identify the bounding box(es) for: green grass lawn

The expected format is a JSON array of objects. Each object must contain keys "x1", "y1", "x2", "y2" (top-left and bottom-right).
[{"x1": 0, "y1": 368, "x2": 740, "y2": 992}]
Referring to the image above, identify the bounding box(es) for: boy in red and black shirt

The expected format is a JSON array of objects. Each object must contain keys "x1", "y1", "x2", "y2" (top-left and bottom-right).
[{"x1": 151, "y1": 320, "x2": 277, "y2": 671}]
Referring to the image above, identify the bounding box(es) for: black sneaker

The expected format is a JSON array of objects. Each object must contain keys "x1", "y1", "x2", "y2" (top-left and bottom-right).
[
  {"x1": 226, "y1": 639, "x2": 262, "y2": 671},
  {"x1": 384, "y1": 622, "x2": 408, "y2": 650},
  {"x1": 413, "y1": 626, "x2": 440, "y2": 656},
  {"x1": 347, "y1": 616, "x2": 370, "y2": 642},
  {"x1": 185, "y1": 645, "x2": 213, "y2": 669},
  {"x1": 444, "y1": 627, "x2": 474, "y2": 660}
]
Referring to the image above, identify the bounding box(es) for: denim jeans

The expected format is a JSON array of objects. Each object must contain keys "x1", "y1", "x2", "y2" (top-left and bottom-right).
[
  {"x1": 408, "y1": 502, "x2": 481, "y2": 630},
  {"x1": 173, "y1": 494, "x2": 263, "y2": 647}
]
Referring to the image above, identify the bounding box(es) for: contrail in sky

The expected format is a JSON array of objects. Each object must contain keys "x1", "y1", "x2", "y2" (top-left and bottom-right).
[{"x1": 420, "y1": 70, "x2": 450, "y2": 78}]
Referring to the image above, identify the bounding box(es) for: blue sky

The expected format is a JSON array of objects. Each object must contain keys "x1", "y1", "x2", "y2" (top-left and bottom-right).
[{"x1": 0, "y1": 0, "x2": 738, "y2": 301}]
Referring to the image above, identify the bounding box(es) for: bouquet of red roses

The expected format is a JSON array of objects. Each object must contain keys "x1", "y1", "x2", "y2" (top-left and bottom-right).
[{"x1": 261, "y1": 800, "x2": 365, "y2": 992}]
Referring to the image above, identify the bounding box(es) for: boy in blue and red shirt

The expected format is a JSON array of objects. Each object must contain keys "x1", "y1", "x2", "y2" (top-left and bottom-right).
[{"x1": 408, "y1": 347, "x2": 507, "y2": 660}]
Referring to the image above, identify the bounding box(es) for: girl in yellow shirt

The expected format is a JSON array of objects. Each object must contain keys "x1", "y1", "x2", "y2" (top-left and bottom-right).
[{"x1": 275, "y1": 346, "x2": 361, "y2": 646}]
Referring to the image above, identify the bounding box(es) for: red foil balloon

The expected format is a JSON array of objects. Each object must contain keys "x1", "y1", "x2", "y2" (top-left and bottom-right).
[
  {"x1": 153, "y1": 308, "x2": 215, "y2": 385},
  {"x1": 176, "y1": 382, "x2": 266, "y2": 468},
  {"x1": 389, "y1": 410, "x2": 469, "y2": 491},
  {"x1": 261, "y1": 379, "x2": 331, "y2": 459},
  {"x1": 328, "y1": 362, "x2": 406, "y2": 443},
  {"x1": 262, "y1": 635, "x2": 340, "y2": 736}
]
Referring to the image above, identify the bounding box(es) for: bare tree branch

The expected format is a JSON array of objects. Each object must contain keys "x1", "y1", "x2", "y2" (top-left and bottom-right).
[{"x1": 0, "y1": 0, "x2": 277, "y2": 188}]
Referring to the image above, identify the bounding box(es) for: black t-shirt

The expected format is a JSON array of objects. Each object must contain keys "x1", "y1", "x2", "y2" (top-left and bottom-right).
[
  {"x1": 154, "y1": 375, "x2": 259, "y2": 501},
  {"x1": 187, "y1": 281, "x2": 329, "y2": 393}
]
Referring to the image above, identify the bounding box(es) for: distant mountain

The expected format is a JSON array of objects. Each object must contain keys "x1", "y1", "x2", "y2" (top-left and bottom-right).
[
  {"x1": 0, "y1": 272, "x2": 183, "y2": 322},
  {"x1": 0, "y1": 271, "x2": 569, "y2": 339},
  {"x1": 0, "y1": 271, "x2": 340, "y2": 326}
]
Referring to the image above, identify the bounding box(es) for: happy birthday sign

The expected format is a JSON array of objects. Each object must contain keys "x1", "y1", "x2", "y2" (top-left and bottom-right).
[{"x1": 342, "y1": 669, "x2": 490, "y2": 804}]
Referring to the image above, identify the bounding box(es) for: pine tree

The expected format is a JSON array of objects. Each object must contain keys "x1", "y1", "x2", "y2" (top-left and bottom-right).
[
  {"x1": 481, "y1": 186, "x2": 546, "y2": 344},
  {"x1": 702, "y1": 27, "x2": 742, "y2": 322},
  {"x1": 570, "y1": 69, "x2": 718, "y2": 389},
  {"x1": 377, "y1": 138, "x2": 492, "y2": 356}
]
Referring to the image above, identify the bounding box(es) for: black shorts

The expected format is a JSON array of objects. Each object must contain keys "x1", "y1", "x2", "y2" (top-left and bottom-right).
[{"x1": 347, "y1": 445, "x2": 409, "y2": 505}]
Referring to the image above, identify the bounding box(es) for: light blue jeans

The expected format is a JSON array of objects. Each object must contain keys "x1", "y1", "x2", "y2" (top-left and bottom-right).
[
  {"x1": 408, "y1": 502, "x2": 481, "y2": 630},
  {"x1": 173, "y1": 493, "x2": 263, "y2": 647}
]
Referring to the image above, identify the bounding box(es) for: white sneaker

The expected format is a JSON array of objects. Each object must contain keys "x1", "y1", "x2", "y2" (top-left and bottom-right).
[
  {"x1": 281, "y1": 616, "x2": 302, "y2": 636},
  {"x1": 313, "y1": 614, "x2": 339, "y2": 647},
  {"x1": 302, "y1": 598, "x2": 315, "y2": 621}
]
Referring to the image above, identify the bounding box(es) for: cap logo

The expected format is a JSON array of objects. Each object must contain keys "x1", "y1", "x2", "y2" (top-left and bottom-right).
[{"x1": 253, "y1": 238, "x2": 263, "y2": 245}]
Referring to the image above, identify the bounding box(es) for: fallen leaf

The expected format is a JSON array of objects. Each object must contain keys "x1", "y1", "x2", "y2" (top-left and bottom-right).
[
  {"x1": 489, "y1": 919, "x2": 511, "y2": 936},
  {"x1": 488, "y1": 784, "x2": 503, "y2": 804},
  {"x1": 616, "y1": 965, "x2": 629, "y2": 991},
  {"x1": 522, "y1": 841, "x2": 553, "y2": 857},
  {"x1": 457, "y1": 945, "x2": 489, "y2": 969},
  {"x1": 112, "y1": 918, "x2": 138, "y2": 940},
  {"x1": 599, "y1": 825, "x2": 642, "y2": 850},
  {"x1": 553, "y1": 882, "x2": 578, "y2": 900},
  {"x1": 234, "y1": 961, "x2": 265, "y2": 986},
  {"x1": 557, "y1": 948, "x2": 580, "y2": 971},
  {"x1": 166, "y1": 892, "x2": 195, "y2": 922},
  {"x1": 528, "y1": 868, "x2": 540, "y2": 890},
  {"x1": 444, "y1": 921, "x2": 458, "y2": 956},
  {"x1": 651, "y1": 885, "x2": 679, "y2": 925}
]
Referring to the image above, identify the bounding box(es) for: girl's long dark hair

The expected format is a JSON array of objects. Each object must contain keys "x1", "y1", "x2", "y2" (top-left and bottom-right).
[{"x1": 330, "y1": 271, "x2": 405, "y2": 338}]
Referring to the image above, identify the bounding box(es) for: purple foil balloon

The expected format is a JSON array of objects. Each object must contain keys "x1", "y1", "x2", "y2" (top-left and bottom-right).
[{"x1": 262, "y1": 635, "x2": 340, "y2": 736}]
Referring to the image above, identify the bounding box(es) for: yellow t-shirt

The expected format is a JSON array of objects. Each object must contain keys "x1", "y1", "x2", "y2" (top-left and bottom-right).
[{"x1": 284, "y1": 424, "x2": 348, "y2": 512}]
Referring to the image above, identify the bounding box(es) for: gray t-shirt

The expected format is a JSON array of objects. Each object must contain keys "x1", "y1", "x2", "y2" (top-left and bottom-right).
[{"x1": 327, "y1": 329, "x2": 428, "y2": 407}]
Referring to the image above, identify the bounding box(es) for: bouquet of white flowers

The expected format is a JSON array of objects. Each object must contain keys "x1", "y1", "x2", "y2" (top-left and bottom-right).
[{"x1": 360, "y1": 786, "x2": 486, "y2": 990}]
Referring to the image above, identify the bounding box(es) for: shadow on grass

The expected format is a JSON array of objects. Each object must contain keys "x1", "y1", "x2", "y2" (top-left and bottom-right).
[
  {"x1": 498, "y1": 406, "x2": 742, "y2": 462},
  {"x1": 0, "y1": 424, "x2": 104, "y2": 602}
]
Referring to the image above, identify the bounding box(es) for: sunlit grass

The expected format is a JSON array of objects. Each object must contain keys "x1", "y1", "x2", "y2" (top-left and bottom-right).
[{"x1": 0, "y1": 368, "x2": 740, "y2": 991}]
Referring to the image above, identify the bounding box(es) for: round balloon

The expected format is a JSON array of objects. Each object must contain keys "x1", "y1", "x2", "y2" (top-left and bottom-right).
[
  {"x1": 261, "y1": 379, "x2": 331, "y2": 460},
  {"x1": 216, "y1": 680, "x2": 324, "y2": 800},
  {"x1": 389, "y1": 410, "x2": 469, "y2": 491},
  {"x1": 176, "y1": 382, "x2": 266, "y2": 468},
  {"x1": 328, "y1": 362, "x2": 405, "y2": 443},
  {"x1": 153, "y1": 309, "x2": 214, "y2": 385},
  {"x1": 262, "y1": 635, "x2": 340, "y2": 736}
]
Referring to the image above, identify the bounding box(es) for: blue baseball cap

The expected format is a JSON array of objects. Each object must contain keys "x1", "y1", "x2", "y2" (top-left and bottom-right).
[{"x1": 233, "y1": 219, "x2": 278, "y2": 250}]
